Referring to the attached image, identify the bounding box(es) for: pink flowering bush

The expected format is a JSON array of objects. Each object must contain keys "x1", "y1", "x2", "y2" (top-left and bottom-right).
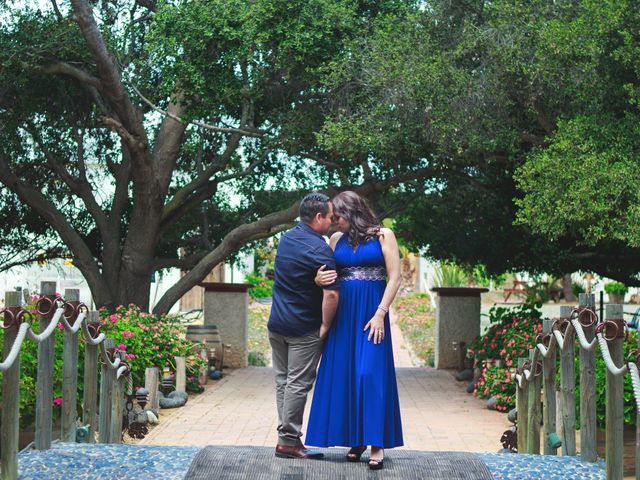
[
  {"x1": 98, "y1": 305, "x2": 206, "y2": 390},
  {"x1": 468, "y1": 303, "x2": 543, "y2": 411},
  {"x1": 473, "y1": 365, "x2": 515, "y2": 411}
]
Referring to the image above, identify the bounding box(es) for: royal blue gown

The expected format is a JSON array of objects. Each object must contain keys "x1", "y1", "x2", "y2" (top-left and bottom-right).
[{"x1": 305, "y1": 234, "x2": 404, "y2": 449}]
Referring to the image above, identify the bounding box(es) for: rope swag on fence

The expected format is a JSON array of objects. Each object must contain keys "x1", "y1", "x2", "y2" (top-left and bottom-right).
[
  {"x1": 510, "y1": 293, "x2": 639, "y2": 480},
  {"x1": 0, "y1": 284, "x2": 133, "y2": 480}
]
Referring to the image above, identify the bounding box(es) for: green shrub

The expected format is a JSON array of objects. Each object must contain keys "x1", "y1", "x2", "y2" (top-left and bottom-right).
[
  {"x1": 572, "y1": 280, "x2": 586, "y2": 298},
  {"x1": 245, "y1": 273, "x2": 274, "y2": 299},
  {"x1": 98, "y1": 305, "x2": 206, "y2": 389},
  {"x1": 468, "y1": 303, "x2": 543, "y2": 368},
  {"x1": 475, "y1": 364, "x2": 515, "y2": 412},
  {"x1": 468, "y1": 303, "x2": 543, "y2": 411},
  {"x1": 432, "y1": 262, "x2": 467, "y2": 288},
  {"x1": 604, "y1": 281, "x2": 627, "y2": 296},
  {"x1": 248, "y1": 303, "x2": 271, "y2": 366},
  {"x1": 248, "y1": 350, "x2": 268, "y2": 366}
]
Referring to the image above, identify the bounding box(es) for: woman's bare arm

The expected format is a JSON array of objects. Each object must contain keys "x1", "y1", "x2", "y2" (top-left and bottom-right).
[{"x1": 363, "y1": 228, "x2": 401, "y2": 344}]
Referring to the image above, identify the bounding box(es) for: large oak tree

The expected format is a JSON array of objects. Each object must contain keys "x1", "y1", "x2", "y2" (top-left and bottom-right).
[{"x1": 0, "y1": 0, "x2": 430, "y2": 312}]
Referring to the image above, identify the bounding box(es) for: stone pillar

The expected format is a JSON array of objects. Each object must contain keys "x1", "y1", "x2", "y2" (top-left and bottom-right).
[
  {"x1": 431, "y1": 287, "x2": 488, "y2": 369},
  {"x1": 201, "y1": 283, "x2": 252, "y2": 368}
]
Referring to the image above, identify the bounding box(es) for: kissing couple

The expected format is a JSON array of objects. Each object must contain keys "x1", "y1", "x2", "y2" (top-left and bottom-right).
[{"x1": 267, "y1": 191, "x2": 404, "y2": 470}]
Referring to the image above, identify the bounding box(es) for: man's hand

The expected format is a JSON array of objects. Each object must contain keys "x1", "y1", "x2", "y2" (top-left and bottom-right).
[
  {"x1": 315, "y1": 264, "x2": 337, "y2": 287},
  {"x1": 319, "y1": 324, "x2": 330, "y2": 340}
]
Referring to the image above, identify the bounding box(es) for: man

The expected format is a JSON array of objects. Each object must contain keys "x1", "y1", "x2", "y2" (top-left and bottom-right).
[{"x1": 267, "y1": 192, "x2": 340, "y2": 459}]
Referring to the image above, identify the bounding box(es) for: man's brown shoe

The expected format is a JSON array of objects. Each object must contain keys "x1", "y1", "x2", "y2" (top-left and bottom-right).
[{"x1": 275, "y1": 444, "x2": 324, "y2": 459}]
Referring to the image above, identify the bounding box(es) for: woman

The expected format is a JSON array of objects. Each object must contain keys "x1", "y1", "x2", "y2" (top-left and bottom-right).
[{"x1": 305, "y1": 191, "x2": 403, "y2": 470}]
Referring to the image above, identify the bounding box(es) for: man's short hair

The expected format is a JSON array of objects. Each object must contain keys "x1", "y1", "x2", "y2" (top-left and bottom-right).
[{"x1": 299, "y1": 192, "x2": 330, "y2": 223}]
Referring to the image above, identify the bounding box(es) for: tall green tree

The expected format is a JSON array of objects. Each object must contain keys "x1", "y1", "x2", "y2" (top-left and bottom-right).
[
  {"x1": 352, "y1": 0, "x2": 640, "y2": 284},
  {"x1": 0, "y1": 0, "x2": 428, "y2": 312}
]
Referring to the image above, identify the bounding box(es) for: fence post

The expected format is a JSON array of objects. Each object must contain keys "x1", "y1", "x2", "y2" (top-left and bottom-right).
[
  {"x1": 175, "y1": 356, "x2": 186, "y2": 392},
  {"x1": 605, "y1": 303, "x2": 624, "y2": 480},
  {"x1": 1, "y1": 291, "x2": 23, "y2": 480},
  {"x1": 527, "y1": 347, "x2": 542, "y2": 454},
  {"x1": 578, "y1": 293, "x2": 597, "y2": 462},
  {"x1": 109, "y1": 352, "x2": 124, "y2": 444},
  {"x1": 145, "y1": 367, "x2": 160, "y2": 414},
  {"x1": 98, "y1": 338, "x2": 115, "y2": 443},
  {"x1": 542, "y1": 318, "x2": 557, "y2": 455},
  {"x1": 516, "y1": 357, "x2": 529, "y2": 453},
  {"x1": 35, "y1": 281, "x2": 57, "y2": 450},
  {"x1": 559, "y1": 305, "x2": 576, "y2": 456},
  {"x1": 82, "y1": 311, "x2": 100, "y2": 443},
  {"x1": 61, "y1": 288, "x2": 80, "y2": 442}
]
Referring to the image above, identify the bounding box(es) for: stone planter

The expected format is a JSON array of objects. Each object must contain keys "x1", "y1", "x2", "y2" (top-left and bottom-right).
[
  {"x1": 430, "y1": 287, "x2": 489, "y2": 369},
  {"x1": 608, "y1": 293, "x2": 625, "y2": 304},
  {"x1": 201, "y1": 282, "x2": 252, "y2": 368}
]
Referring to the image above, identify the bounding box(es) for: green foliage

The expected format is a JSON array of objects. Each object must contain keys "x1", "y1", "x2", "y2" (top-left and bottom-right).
[
  {"x1": 475, "y1": 365, "x2": 515, "y2": 413},
  {"x1": 384, "y1": 2, "x2": 640, "y2": 286},
  {"x1": 0, "y1": 1, "x2": 428, "y2": 311},
  {"x1": 469, "y1": 303, "x2": 543, "y2": 368},
  {"x1": 572, "y1": 278, "x2": 586, "y2": 298},
  {"x1": 247, "y1": 303, "x2": 271, "y2": 366},
  {"x1": 432, "y1": 262, "x2": 467, "y2": 288},
  {"x1": 394, "y1": 293, "x2": 435, "y2": 366},
  {"x1": 98, "y1": 305, "x2": 206, "y2": 388},
  {"x1": 523, "y1": 275, "x2": 562, "y2": 304},
  {"x1": 245, "y1": 273, "x2": 274, "y2": 299},
  {"x1": 604, "y1": 281, "x2": 628, "y2": 296},
  {"x1": 516, "y1": 114, "x2": 640, "y2": 246},
  {"x1": 468, "y1": 303, "x2": 543, "y2": 411},
  {"x1": 471, "y1": 265, "x2": 507, "y2": 289},
  {"x1": 513, "y1": 2, "x2": 640, "y2": 249}
]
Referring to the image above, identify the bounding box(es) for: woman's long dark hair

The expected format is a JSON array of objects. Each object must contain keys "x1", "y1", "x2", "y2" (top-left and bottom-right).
[{"x1": 332, "y1": 191, "x2": 381, "y2": 247}]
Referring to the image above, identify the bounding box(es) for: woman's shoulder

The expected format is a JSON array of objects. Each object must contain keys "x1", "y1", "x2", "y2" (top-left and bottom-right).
[
  {"x1": 376, "y1": 227, "x2": 395, "y2": 239},
  {"x1": 376, "y1": 227, "x2": 397, "y2": 246},
  {"x1": 329, "y1": 231, "x2": 344, "y2": 249}
]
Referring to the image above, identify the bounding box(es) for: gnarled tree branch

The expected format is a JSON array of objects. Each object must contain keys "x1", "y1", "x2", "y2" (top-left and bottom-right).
[{"x1": 0, "y1": 154, "x2": 111, "y2": 298}]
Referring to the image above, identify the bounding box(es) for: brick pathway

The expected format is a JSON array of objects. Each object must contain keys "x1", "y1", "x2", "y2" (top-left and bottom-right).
[{"x1": 139, "y1": 313, "x2": 510, "y2": 452}]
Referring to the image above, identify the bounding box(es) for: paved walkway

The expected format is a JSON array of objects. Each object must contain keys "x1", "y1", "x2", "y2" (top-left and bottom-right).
[{"x1": 140, "y1": 312, "x2": 511, "y2": 452}]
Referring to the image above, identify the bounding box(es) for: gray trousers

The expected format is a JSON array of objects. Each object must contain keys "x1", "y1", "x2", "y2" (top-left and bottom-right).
[{"x1": 268, "y1": 329, "x2": 323, "y2": 447}]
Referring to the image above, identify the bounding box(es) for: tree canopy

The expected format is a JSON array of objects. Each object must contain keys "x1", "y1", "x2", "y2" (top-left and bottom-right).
[
  {"x1": 0, "y1": 0, "x2": 433, "y2": 312},
  {"x1": 374, "y1": 1, "x2": 640, "y2": 284},
  {"x1": 4, "y1": 0, "x2": 640, "y2": 309}
]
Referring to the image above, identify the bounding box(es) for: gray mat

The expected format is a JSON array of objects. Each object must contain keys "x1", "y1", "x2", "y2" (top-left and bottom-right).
[{"x1": 184, "y1": 446, "x2": 494, "y2": 479}]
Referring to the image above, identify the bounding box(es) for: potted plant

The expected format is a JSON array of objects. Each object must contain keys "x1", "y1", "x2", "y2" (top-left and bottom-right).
[{"x1": 604, "y1": 281, "x2": 628, "y2": 304}]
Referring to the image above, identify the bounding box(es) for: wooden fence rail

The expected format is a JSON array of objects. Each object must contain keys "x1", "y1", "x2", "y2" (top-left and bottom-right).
[
  {"x1": 0, "y1": 284, "x2": 130, "y2": 480},
  {"x1": 515, "y1": 294, "x2": 640, "y2": 480}
]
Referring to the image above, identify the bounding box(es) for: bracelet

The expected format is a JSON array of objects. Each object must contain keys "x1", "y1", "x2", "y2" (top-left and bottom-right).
[{"x1": 377, "y1": 305, "x2": 389, "y2": 313}]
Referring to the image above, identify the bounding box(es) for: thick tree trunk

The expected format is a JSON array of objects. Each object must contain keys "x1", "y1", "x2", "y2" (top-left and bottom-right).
[{"x1": 562, "y1": 273, "x2": 576, "y2": 302}]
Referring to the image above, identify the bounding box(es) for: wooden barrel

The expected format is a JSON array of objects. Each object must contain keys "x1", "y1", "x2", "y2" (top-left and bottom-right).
[
  {"x1": 186, "y1": 325, "x2": 220, "y2": 345},
  {"x1": 185, "y1": 325, "x2": 224, "y2": 369}
]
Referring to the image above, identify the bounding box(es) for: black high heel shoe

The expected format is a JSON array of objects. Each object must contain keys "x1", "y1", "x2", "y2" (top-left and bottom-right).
[
  {"x1": 368, "y1": 458, "x2": 384, "y2": 470},
  {"x1": 346, "y1": 446, "x2": 367, "y2": 462}
]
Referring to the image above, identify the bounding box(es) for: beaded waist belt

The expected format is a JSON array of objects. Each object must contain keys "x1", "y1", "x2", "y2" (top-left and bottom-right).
[{"x1": 339, "y1": 266, "x2": 387, "y2": 282}]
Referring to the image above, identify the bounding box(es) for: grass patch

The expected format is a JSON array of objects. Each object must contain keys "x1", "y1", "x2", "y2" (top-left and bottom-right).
[
  {"x1": 248, "y1": 302, "x2": 271, "y2": 366},
  {"x1": 395, "y1": 293, "x2": 435, "y2": 366}
]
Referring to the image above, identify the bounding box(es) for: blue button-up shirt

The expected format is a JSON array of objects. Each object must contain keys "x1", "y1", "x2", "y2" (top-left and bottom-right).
[{"x1": 268, "y1": 222, "x2": 339, "y2": 337}]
